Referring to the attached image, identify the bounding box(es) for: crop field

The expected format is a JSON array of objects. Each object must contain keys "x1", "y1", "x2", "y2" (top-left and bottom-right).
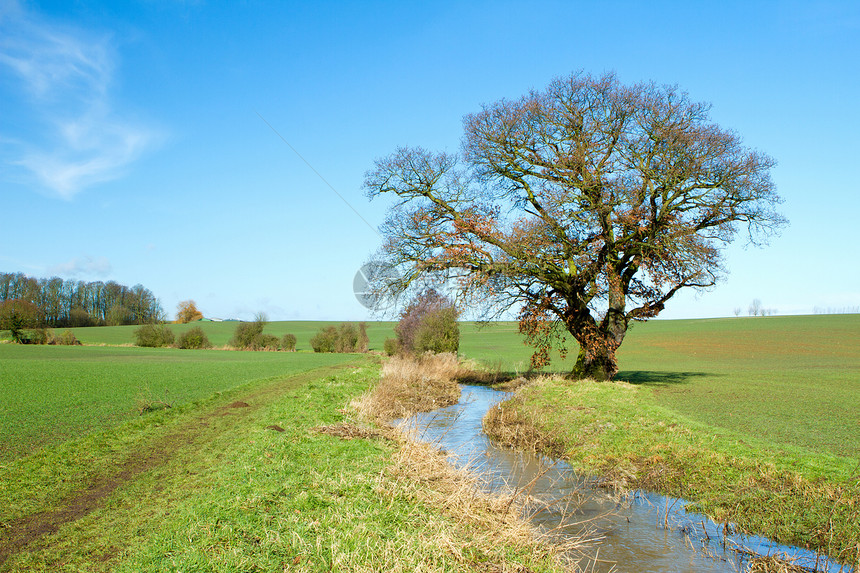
[
  {"x1": 4, "y1": 314, "x2": 857, "y2": 461},
  {"x1": 0, "y1": 345, "x2": 357, "y2": 463},
  {"x1": 616, "y1": 314, "x2": 860, "y2": 458},
  {"x1": 2, "y1": 314, "x2": 858, "y2": 569}
]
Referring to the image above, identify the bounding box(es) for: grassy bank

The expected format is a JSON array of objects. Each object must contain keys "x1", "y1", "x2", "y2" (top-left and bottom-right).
[
  {"x1": 482, "y1": 315, "x2": 860, "y2": 568},
  {"x1": 1, "y1": 358, "x2": 571, "y2": 572},
  {"x1": 485, "y1": 377, "x2": 859, "y2": 568}
]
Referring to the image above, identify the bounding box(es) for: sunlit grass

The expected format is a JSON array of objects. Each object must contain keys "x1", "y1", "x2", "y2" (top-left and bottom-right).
[
  {"x1": 1, "y1": 362, "x2": 572, "y2": 572},
  {"x1": 0, "y1": 344, "x2": 357, "y2": 462}
]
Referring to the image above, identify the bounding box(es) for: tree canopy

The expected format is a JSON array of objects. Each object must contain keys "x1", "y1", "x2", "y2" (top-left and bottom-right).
[
  {"x1": 364, "y1": 72, "x2": 785, "y2": 380},
  {"x1": 0, "y1": 272, "x2": 164, "y2": 328},
  {"x1": 176, "y1": 299, "x2": 204, "y2": 323}
]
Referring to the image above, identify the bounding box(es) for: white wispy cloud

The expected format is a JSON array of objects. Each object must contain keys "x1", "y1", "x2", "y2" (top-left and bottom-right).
[
  {"x1": 48, "y1": 255, "x2": 112, "y2": 277},
  {"x1": 0, "y1": 1, "x2": 161, "y2": 198}
]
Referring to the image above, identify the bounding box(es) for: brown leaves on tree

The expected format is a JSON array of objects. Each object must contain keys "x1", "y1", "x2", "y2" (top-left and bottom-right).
[
  {"x1": 176, "y1": 300, "x2": 203, "y2": 323},
  {"x1": 365, "y1": 71, "x2": 785, "y2": 380}
]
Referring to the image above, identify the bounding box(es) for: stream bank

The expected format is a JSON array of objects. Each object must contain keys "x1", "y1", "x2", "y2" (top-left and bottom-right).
[{"x1": 405, "y1": 384, "x2": 854, "y2": 573}]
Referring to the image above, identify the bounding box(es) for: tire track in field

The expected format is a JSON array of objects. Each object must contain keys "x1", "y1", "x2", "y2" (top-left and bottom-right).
[{"x1": 0, "y1": 362, "x2": 358, "y2": 568}]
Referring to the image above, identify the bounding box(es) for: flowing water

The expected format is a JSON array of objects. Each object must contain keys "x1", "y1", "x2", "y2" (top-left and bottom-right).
[{"x1": 402, "y1": 385, "x2": 851, "y2": 573}]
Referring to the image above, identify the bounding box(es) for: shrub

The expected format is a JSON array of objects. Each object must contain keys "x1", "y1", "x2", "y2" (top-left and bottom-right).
[
  {"x1": 50, "y1": 329, "x2": 81, "y2": 346},
  {"x1": 311, "y1": 323, "x2": 369, "y2": 353},
  {"x1": 134, "y1": 323, "x2": 175, "y2": 347},
  {"x1": 231, "y1": 320, "x2": 265, "y2": 349},
  {"x1": 383, "y1": 337, "x2": 400, "y2": 356},
  {"x1": 256, "y1": 333, "x2": 281, "y2": 351},
  {"x1": 23, "y1": 328, "x2": 49, "y2": 345},
  {"x1": 394, "y1": 289, "x2": 460, "y2": 355},
  {"x1": 413, "y1": 306, "x2": 459, "y2": 354},
  {"x1": 176, "y1": 326, "x2": 211, "y2": 349},
  {"x1": 356, "y1": 322, "x2": 369, "y2": 353},
  {"x1": 230, "y1": 314, "x2": 285, "y2": 350},
  {"x1": 281, "y1": 333, "x2": 297, "y2": 351},
  {"x1": 310, "y1": 326, "x2": 338, "y2": 353},
  {"x1": 335, "y1": 322, "x2": 359, "y2": 352}
]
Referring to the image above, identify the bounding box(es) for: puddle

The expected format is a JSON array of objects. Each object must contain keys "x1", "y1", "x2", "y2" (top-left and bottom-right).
[{"x1": 402, "y1": 385, "x2": 852, "y2": 573}]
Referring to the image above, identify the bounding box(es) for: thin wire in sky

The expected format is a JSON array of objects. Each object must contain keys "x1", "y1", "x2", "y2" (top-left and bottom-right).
[{"x1": 255, "y1": 111, "x2": 381, "y2": 238}]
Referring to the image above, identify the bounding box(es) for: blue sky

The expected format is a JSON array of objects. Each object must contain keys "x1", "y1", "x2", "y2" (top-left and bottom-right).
[{"x1": 2, "y1": 0, "x2": 858, "y2": 321}]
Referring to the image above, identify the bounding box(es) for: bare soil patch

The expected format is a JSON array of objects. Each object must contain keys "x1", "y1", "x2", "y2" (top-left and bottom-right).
[{"x1": 314, "y1": 422, "x2": 389, "y2": 440}]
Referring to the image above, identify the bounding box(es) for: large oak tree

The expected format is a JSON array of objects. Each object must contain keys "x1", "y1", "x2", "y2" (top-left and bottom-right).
[{"x1": 364, "y1": 72, "x2": 785, "y2": 380}]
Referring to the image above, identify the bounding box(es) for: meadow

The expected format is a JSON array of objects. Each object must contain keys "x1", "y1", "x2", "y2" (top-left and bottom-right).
[
  {"x1": 0, "y1": 345, "x2": 357, "y2": 463},
  {"x1": 1, "y1": 314, "x2": 858, "y2": 569},
  {"x1": 0, "y1": 342, "x2": 571, "y2": 571},
  {"x1": 3, "y1": 315, "x2": 856, "y2": 462}
]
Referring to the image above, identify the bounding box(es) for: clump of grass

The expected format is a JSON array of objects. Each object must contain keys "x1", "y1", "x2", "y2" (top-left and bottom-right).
[
  {"x1": 134, "y1": 386, "x2": 173, "y2": 414},
  {"x1": 747, "y1": 554, "x2": 808, "y2": 573},
  {"x1": 483, "y1": 381, "x2": 568, "y2": 459},
  {"x1": 353, "y1": 353, "x2": 464, "y2": 420}
]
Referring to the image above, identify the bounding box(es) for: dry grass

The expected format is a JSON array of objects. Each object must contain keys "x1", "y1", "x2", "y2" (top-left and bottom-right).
[
  {"x1": 353, "y1": 353, "x2": 465, "y2": 420},
  {"x1": 746, "y1": 554, "x2": 810, "y2": 573},
  {"x1": 379, "y1": 428, "x2": 588, "y2": 571},
  {"x1": 314, "y1": 421, "x2": 391, "y2": 441},
  {"x1": 349, "y1": 354, "x2": 590, "y2": 571}
]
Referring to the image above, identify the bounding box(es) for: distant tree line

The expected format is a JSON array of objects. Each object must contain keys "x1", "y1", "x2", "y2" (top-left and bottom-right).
[{"x1": 0, "y1": 271, "x2": 163, "y2": 328}]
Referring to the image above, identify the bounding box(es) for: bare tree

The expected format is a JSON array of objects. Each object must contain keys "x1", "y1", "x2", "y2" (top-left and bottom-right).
[
  {"x1": 749, "y1": 299, "x2": 763, "y2": 316},
  {"x1": 365, "y1": 72, "x2": 786, "y2": 380}
]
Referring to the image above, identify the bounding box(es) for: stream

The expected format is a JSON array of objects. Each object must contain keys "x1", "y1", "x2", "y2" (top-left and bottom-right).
[{"x1": 401, "y1": 385, "x2": 852, "y2": 573}]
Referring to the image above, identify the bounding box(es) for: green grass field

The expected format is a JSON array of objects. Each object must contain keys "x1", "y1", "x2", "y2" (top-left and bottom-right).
[
  {"x1": 616, "y1": 314, "x2": 860, "y2": 458},
  {"x1": 0, "y1": 353, "x2": 569, "y2": 572},
  {"x1": 0, "y1": 345, "x2": 357, "y2": 463},
  {"x1": 3, "y1": 314, "x2": 857, "y2": 461},
  {"x1": 482, "y1": 314, "x2": 860, "y2": 568},
  {"x1": 2, "y1": 314, "x2": 858, "y2": 568}
]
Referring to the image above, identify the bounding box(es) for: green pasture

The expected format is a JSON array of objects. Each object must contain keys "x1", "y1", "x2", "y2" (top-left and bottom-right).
[
  {"x1": 3, "y1": 314, "x2": 857, "y2": 461},
  {"x1": 616, "y1": 314, "x2": 860, "y2": 458},
  {"x1": 0, "y1": 345, "x2": 356, "y2": 463},
  {"x1": 1, "y1": 360, "x2": 565, "y2": 572},
  {"x1": 484, "y1": 314, "x2": 860, "y2": 567},
  {"x1": 1, "y1": 313, "x2": 858, "y2": 568}
]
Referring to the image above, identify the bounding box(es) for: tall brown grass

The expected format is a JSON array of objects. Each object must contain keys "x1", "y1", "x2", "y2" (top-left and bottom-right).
[
  {"x1": 350, "y1": 354, "x2": 591, "y2": 571},
  {"x1": 354, "y1": 352, "x2": 465, "y2": 420},
  {"x1": 381, "y1": 430, "x2": 590, "y2": 571}
]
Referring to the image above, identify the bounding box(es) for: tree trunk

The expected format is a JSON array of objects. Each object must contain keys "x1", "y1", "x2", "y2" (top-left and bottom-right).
[
  {"x1": 572, "y1": 345, "x2": 618, "y2": 381},
  {"x1": 568, "y1": 289, "x2": 627, "y2": 381}
]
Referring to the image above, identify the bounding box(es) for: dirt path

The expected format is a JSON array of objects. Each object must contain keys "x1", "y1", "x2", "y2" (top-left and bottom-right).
[{"x1": 0, "y1": 362, "x2": 356, "y2": 568}]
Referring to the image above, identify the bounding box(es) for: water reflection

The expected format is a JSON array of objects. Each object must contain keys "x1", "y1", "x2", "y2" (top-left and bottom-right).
[{"x1": 401, "y1": 385, "x2": 851, "y2": 573}]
